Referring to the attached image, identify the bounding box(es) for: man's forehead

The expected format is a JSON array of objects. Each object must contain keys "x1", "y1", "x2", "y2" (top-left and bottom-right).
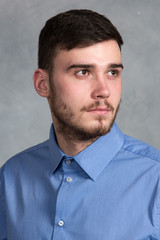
[{"x1": 54, "y1": 40, "x2": 122, "y2": 66}]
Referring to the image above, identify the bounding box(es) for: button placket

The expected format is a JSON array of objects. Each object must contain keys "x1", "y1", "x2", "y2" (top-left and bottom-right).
[
  {"x1": 54, "y1": 156, "x2": 74, "y2": 235},
  {"x1": 63, "y1": 157, "x2": 73, "y2": 184}
]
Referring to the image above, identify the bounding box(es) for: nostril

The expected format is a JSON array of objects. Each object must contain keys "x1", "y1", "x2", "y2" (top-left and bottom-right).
[
  {"x1": 97, "y1": 95, "x2": 106, "y2": 98},
  {"x1": 96, "y1": 91, "x2": 110, "y2": 99}
]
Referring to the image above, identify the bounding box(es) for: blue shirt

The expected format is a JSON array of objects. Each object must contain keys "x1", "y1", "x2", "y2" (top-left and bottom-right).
[{"x1": 1, "y1": 123, "x2": 160, "y2": 240}]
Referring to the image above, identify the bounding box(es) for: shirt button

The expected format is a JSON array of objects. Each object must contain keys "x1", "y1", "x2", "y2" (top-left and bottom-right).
[
  {"x1": 66, "y1": 177, "x2": 72, "y2": 182},
  {"x1": 58, "y1": 220, "x2": 64, "y2": 227},
  {"x1": 65, "y1": 160, "x2": 72, "y2": 165}
]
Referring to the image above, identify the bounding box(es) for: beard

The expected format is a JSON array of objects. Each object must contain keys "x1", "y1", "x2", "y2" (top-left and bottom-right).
[{"x1": 49, "y1": 81, "x2": 120, "y2": 142}]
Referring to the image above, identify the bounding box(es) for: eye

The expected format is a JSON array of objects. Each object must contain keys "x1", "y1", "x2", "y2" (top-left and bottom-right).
[
  {"x1": 108, "y1": 70, "x2": 118, "y2": 77},
  {"x1": 76, "y1": 69, "x2": 90, "y2": 76}
]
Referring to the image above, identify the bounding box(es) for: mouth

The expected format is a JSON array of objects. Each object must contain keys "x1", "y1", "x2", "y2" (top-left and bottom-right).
[
  {"x1": 87, "y1": 107, "x2": 111, "y2": 115},
  {"x1": 81, "y1": 100, "x2": 114, "y2": 114}
]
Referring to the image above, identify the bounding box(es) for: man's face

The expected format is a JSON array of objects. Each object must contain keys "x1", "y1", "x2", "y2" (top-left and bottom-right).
[{"x1": 48, "y1": 40, "x2": 123, "y2": 141}]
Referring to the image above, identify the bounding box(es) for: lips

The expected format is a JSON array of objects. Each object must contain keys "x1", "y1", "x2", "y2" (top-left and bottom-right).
[
  {"x1": 81, "y1": 100, "x2": 114, "y2": 113},
  {"x1": 87, "y1": 108, "x2": 110, "y2": 112},
  {"x1": 87, "y1": 107, "x2": 111, "y2": 115}
]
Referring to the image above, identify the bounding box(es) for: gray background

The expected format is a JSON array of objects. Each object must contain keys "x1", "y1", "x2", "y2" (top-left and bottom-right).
[{"x1": 0, "y1": 0, "x2": 160, "y2": 167}]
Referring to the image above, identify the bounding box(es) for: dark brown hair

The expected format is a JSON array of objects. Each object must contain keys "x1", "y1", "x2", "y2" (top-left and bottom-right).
[{"x1": 38, "y1": 9, "x2": 123, "y2": 72}]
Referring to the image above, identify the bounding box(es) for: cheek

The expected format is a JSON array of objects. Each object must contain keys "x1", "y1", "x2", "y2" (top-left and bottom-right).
[
  {"x1": 110, "y1": 82, "x2": 122, "y2": 97},
  {"x1": 116, "y1": 84, "x2": 122, "y2": 96},
  {"x1": 59, "y1": 81, "x2": 89, "y2": 103},
  {"x1": 110, "y1": 82, "x2": 122, "y2": 101}
]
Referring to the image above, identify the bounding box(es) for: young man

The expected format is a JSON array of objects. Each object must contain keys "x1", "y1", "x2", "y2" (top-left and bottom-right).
[{"x1": 1, "y1": 9, "x2": 160, "y2": 240}]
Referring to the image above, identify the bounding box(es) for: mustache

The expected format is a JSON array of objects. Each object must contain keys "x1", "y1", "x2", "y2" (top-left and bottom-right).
[{"x1": 81, "y1": 100, "x2": 114, "y2": 112}]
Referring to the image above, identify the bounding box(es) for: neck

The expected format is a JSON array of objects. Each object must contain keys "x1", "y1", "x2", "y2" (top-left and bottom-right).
[{"x1": 54, "y1": 128, "x2": 97, "y2": 156}]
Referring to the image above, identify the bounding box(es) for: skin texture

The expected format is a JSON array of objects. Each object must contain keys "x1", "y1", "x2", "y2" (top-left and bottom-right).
[{"x1": 33, "y1": 40, "x2": 123, "y2": 156}]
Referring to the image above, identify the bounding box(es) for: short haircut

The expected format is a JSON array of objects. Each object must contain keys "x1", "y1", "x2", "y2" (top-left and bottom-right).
[{"x1": 38, "y1": 9, "x2": 123, "y2": 72}]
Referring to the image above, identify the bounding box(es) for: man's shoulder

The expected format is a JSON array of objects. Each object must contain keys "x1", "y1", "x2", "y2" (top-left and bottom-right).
[
  {"x1": 1, "y1": 139, "x2": 50, "y2": 172},
  {"x1": 122, "y1": 134, "x2": 160, "y2": 163},
  {"x1": 10, "y1": 139, "x2": 49, "y2": 159}
]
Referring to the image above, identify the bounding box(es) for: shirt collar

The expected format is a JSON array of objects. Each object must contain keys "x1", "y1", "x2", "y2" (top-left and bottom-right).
[
  {"x1": 74, "y1": 123, "x2": 124, "y2": 181},
  {"x1": 49, "y1": 123, "x2": 124, "y2": 181},
  {"x1": 48, "y1": 125, "x2": 64, "y2": 174}
]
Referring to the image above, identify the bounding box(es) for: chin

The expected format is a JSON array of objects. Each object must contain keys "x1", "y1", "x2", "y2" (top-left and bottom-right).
[
  {"x1": 75, "y1": 120, "x2": 114, "y2": 141},
  {"x1": 86, "y1": 117, "x2": 114, "y2": 130}
]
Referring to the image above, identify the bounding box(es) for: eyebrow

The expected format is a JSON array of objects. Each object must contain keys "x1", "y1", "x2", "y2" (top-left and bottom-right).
[
  {"x1": 66, "y1": 63, "x2": 124, "y2": 71},
  {"x1": 109, "y1": 64, "x2": 124, "y2": 69},
  {"x1": 66, "y1": 64, "x2": 94, "y2": 71}
]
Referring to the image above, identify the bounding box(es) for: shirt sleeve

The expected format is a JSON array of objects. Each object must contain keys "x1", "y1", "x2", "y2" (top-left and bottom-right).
[
  {"x1": 154, "y1": 176, "x2": 160, "y2": 240},
  {"x1": 0, "y1": 166, "x2": 7, "y2": 240}
]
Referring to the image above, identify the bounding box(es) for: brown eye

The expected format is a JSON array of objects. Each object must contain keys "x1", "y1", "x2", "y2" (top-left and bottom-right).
[
  {"x1": 108, "y1": 70, "x2": 117, "y2": 76},
  {"x1": 76, "y1": 69, "x2": 89, "y2": 76}
]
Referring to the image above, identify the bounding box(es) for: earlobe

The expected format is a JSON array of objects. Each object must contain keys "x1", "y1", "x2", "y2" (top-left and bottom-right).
[{"x1": 33, "y1": 69, "x2": 50, "y2": 97}]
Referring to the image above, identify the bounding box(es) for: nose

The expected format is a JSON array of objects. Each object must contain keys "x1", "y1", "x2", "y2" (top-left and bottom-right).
[{"x1": 91, "y1": 75, "x2": 110, "y2": 100}]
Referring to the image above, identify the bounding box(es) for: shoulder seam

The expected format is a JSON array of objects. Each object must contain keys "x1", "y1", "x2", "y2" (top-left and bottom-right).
[{"x1": 122, "y1": 146, "x2": 160, "y2": 163}]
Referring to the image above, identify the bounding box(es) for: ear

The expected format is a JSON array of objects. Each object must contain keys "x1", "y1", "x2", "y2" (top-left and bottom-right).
[{"x1": 33, "y1": 69, "x2": 50, "y2": 97}]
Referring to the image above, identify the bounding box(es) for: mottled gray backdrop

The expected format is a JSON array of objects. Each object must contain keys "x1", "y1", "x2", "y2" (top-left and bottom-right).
[{"x1": 1, "y1": 0, "x2": 160, "y2": 166}]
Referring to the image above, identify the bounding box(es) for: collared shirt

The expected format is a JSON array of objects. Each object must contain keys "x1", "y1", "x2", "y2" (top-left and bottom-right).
[{"x1": 1, "y1": 123, "x2": 160, "y2": 240}]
